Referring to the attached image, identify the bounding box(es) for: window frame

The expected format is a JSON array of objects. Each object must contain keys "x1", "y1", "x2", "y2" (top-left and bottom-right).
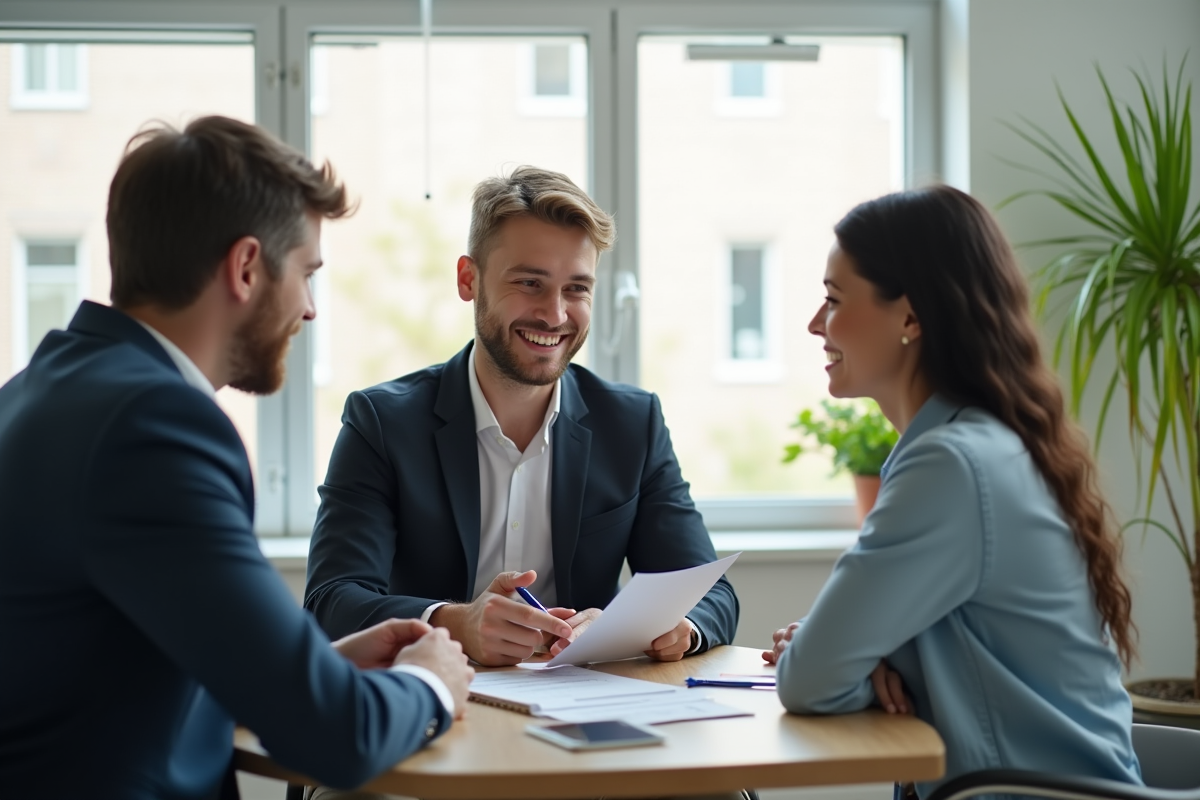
[
  {"x1": 0, "y1": 0, "x2": 937, "y2": 537},
  {"x1": 613, "y1": 4, "x2": 937, "y2": 531}
]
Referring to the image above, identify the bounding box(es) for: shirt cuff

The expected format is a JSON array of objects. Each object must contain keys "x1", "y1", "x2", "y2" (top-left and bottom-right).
[
  {"x1": 684, "y1": 617, "x2": 704, "y2": 654},
  {"x1": 421, "y1": 602, "x2": 449, "y2": 624},
  {"x1": 391, "y1": 663, "x2": 456, "y2": 718}
]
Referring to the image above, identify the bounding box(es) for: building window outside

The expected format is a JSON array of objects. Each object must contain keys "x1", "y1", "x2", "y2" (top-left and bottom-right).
[
  {"x1": 729, "y1": 62, "x2": 765, "y2": 97},
  {"x1": 730, "y1": 245, "x2": 765, "y2": 360},
  {"x1": 714, "y1": 244, "x2": 781, "y2": 384},
  {"x1": 13, "y1": 240, "x2": 82, "y2": 369},
  {"x1": 715, "y1": 60, "x2": 781, "y2": 117},
  {"x1": 518, "y1": 41, "x2": 586, "y2": 117},
  {"x1": 10, "y1": 43, "x2": 88, "y2": 110}
]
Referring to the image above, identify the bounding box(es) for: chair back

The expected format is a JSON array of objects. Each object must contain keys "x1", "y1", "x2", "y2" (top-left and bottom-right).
[{"x1": 1132, "y1": 723, "x2": 1200, "y2": 789}]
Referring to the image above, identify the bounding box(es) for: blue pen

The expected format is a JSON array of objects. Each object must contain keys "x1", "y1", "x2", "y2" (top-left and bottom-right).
[
  {"x1": 515, "y1": 585, "x2": 549, "y2": 613},
  {"x1": 685, "y1": 677, "x2": 776, "y2": 689}
]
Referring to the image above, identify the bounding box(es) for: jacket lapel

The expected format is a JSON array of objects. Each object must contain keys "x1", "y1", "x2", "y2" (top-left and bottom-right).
[
  {"x1": 550, "y1": 370, "x2": 590, "y2": 607},
  {"x1": 434, "y1": 344, "x2": 483, "y2": 599}
]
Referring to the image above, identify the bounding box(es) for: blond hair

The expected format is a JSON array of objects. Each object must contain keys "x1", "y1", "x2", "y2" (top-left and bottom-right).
[{"x1": 467, "y1": 166, "x2": 615, "y2": 267}]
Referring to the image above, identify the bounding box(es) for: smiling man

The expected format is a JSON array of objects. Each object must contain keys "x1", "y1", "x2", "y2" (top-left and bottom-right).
[{"x1": 305, "y1": 166, "x2": 738, "y2": 668}]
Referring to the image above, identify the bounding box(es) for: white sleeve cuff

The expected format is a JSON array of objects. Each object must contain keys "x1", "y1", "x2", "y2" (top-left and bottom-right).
[
  {"x1": 421, "y1": 602, "x2": 449, "y2": 624},
  {"x1": 684, "y1": 617, "x2": 703, "y2": 654},
  {"x1": 391, "y1": 663, "x2": 456, "y2": 717}
]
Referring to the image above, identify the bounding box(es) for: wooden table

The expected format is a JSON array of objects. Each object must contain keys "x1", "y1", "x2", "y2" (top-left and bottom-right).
[{"x1": 234, "y1": 646, "x2": 944, "y2": 798}]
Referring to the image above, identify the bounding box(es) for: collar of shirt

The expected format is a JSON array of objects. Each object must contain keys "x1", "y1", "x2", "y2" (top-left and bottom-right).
[
  {"x1": 467, "y1": 344, "x2": 561, "y2": 445},
  {"x1": 134, "y1": 320, "x2": 217, "y2": 398},
  {"x1": 879, "y1": 393, "x2": 962, "y2": 480}
]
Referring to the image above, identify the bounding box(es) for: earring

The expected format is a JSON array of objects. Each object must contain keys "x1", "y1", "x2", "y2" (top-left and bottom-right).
[{"x1": 901, "y1": 335, "x2": 910, "y2": 345}]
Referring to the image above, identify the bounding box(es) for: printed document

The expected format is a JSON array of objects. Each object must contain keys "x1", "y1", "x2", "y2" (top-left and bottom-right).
[{"x1": 521, "y1": 553, "x2": 740, "y2": 669}]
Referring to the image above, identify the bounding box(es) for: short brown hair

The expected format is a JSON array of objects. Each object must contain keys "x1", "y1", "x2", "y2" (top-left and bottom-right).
[
  {"x1": 467, "y1": 166, "x2": 615, "y2": 267},
  {"x1": 107, "y1": 115, "x2": 352, "y2": 310}
]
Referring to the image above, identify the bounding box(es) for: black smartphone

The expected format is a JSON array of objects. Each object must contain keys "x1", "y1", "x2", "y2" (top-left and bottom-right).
[{"x1": 525, "y1": 720, "x2": 666, "y2": 751}]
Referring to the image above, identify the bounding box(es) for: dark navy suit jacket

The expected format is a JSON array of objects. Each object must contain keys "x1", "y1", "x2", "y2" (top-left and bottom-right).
[
  {"x1": 305, "y1": 342, "x2": 738, "y2": 647},
  {"x1": 0, "y1": 302, "x2": 452, "y2": 800}
]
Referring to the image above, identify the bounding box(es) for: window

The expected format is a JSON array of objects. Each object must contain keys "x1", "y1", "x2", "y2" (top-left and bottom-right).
[
  {"x1": 729, "y1": 62, "x2": 765, "y2": 97},
  {"x1": 518, "y1": 40, "x2": 586, "y2": 117},
  {"x1": 10, "y1": 43, "x2": 87, "y2": 109},
  {"x1": 12, "y1": 240, "x2": 82, "y2": 368},
  {"x1": 637, "y1": 34, "x2": 905, "y2": 500},
  {"x1": 309, "y1": 34, "x2": 590, "y2": 498},
  {"x1": 0, "y1": 30, "x2": 259, "y2": 493},
  {"x1": 0, "y1": 3, "x2": 935, "y2": 536}
]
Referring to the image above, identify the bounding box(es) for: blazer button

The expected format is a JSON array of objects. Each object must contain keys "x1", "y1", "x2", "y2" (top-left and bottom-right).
[{"x1": 425, "y1": 719, "x2": 439, "y2": 739}]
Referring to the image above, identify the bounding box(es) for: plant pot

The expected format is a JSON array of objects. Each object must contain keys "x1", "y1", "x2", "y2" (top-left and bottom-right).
[
  {"x1": 853, "y1": 474, "x2": 881, "y2": 526},
  {"x1": 1128, "y1": 679, "x2": 1200, "y2": 731}
]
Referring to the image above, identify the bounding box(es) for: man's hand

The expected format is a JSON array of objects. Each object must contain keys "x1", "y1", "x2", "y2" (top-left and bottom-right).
[
  {"x1": 429, "y1": 570, "x2": 574, "y2": 666},
  {"x1": 394, "y1": 627, "x2": 474, "y2": 718},
  {"x1": 870, "y1": 660, "x2": 912, "y2": 715},
  {"x1": 545, "y1": 607, "x2": 601, "y2": 656},
  {"x1": 332, "y1": 618, "x2": 433, "y2": 670},
  {"x1": 645, "y1": 618, "x2": 693, "y2": 662},
  {"x1": 761, "y1": 621, "x2": 800, "y2": 665}
]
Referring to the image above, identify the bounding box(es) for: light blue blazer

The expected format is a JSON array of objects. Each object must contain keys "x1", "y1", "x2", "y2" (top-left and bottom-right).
[{"x1": 776, "y1": 394, "x2": 1141, "y2": 795}]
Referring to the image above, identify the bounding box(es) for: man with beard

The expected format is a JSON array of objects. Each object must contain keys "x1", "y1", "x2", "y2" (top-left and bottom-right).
[
  {"x1": 0, "y1": 116, "x2": 474, "y2": 800},
  {"x1": 305, "y1": 166, "x2": 738, "y2": 669}
]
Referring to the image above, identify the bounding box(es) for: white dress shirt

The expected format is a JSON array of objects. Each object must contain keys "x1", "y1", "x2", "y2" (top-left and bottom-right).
[
  {"x1": 136, "y1": 316, "x2": 456, "y2": 716},
  {"x1": 421, "y1": 346, "x2": 700, "y2": 655}
]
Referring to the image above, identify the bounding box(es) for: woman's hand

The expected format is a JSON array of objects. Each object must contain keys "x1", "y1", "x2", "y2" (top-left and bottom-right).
[
  {"x1": 761, "y1": 621, "x2": 801, "y2": 665},
  {"x1": 870, "y1": 660, "x2": 913, "y2": 714}
]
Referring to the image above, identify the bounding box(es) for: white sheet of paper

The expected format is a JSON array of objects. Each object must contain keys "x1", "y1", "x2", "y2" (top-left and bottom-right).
[{"x1": 520, "y1": 552, "x2": 740, "y2": 669}]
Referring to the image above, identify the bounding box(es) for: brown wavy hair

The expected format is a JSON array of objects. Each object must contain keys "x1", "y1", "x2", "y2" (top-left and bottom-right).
[{"x1": 834, "y1": 184, "x2": 1136, "y2": 667}]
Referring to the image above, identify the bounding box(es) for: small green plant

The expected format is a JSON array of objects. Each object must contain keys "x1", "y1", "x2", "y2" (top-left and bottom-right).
[{"x1": 783, "y1": 400, "x2": 898, "y2": 477}]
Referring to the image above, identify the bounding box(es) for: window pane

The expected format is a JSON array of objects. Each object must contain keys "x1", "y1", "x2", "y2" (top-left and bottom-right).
[
  {"x1": 638, "y1": 35, "x2": 904, "y2": 499},
  {"x1": 729, "y1": 62, "x2": 765, "y2": 97},
  {"x1": 730, "y1": 246, "x2": 764, "y2": 359},
  {"x1": 0, "y1": 35, "x2": 257, "y2": 469},
  {"x1": 27, "y1": 242, "x2": 76, "y2": 266},
  {"x1": 57, "y1": 45, "x2": 78, "y2": 92},
  {"x1": 24, "y1": 43, "x2": 47, "y2": 90},
  {"x1": 309, "y1": 35, "x2": 589, "y2": 490},
  {"x1": 27, "y1": 281, "x2": 75, "y2": 361},
  {"x1": 534, "y1": 44, "x2": 571, "y2": 96}
]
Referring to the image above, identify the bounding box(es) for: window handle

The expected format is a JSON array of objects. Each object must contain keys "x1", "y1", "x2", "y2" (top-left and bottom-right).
[{"x1": 600, "y1": 271, "x2": 639, "y2": 356}]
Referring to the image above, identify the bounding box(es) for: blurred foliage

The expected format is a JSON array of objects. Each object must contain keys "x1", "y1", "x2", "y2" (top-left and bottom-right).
[{"x1": 783, "y1": 399, "x2": 897, "y2": 477}]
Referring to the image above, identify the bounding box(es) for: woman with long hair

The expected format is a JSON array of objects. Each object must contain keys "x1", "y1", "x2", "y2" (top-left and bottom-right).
[{"x1": 765, "y1": 185, "x2": 1141, "y2": 794}]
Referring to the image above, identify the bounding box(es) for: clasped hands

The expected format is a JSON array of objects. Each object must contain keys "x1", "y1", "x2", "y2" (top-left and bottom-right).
[
  {"x1": 761, "y1": 621, "x2": 913, "y2": 716},
  {"x1": 431, "y1": 570, "x2": 694, "y2": 666},
  {"x1": 331, "y1": 618, "x2": 474, "y2": 717}
]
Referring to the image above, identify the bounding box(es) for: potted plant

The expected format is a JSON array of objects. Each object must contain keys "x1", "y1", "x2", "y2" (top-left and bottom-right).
[
  {"x1": 783, "y1": 399, "x2": 898, "y2": 525},
  {"x1": 1007, "y1": 61, "x2": 1200, "y2": 725}
]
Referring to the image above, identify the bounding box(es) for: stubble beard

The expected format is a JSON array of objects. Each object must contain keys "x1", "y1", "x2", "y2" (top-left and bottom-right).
[{"x1": 475, "y1": 282, "x2": 587, "y2": 387}]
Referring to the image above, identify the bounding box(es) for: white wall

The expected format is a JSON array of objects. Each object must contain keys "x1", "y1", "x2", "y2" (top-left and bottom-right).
[{"x1": 947, "y1": 0, "x2": 1200, "y2": 682}]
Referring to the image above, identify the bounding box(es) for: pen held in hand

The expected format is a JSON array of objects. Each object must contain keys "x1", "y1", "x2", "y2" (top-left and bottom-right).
[{"x1": 515, "y1": 585, "x2": 549, "y2": 613}]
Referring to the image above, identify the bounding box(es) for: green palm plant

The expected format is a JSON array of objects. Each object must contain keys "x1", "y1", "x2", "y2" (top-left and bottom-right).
[{"x1": 1006, "y1": 60, "x2": 1200, "y2": 701}]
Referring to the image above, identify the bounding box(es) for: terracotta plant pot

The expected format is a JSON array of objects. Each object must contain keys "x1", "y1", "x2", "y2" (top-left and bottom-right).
[
  {"x1": 1128, "y1": 679, "x2": 1200, "y2": 731},
  {"x1": 853, "y1": 474, "x2": 881, "y2": 526}
]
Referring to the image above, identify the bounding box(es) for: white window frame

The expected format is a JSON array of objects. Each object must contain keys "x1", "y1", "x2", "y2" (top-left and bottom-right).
[
  {"x1": 611, "y1": 4, "x2": 937, "y2": 531},
  {"x1": 11, "y1": 237, "x2": 87, "y2": 370},
  {"x1": 9, "y1": 41, "x2": 88, "y2": 110},
  {"x1": 714, "y1": 242, "x2": 783, "y2": 384},
  {"x1": 0, "y1": 1, "x2": 936, "y2": 537},
  {"x1": 517, "y1": 39, "x2": 587, "y2": 117}
]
